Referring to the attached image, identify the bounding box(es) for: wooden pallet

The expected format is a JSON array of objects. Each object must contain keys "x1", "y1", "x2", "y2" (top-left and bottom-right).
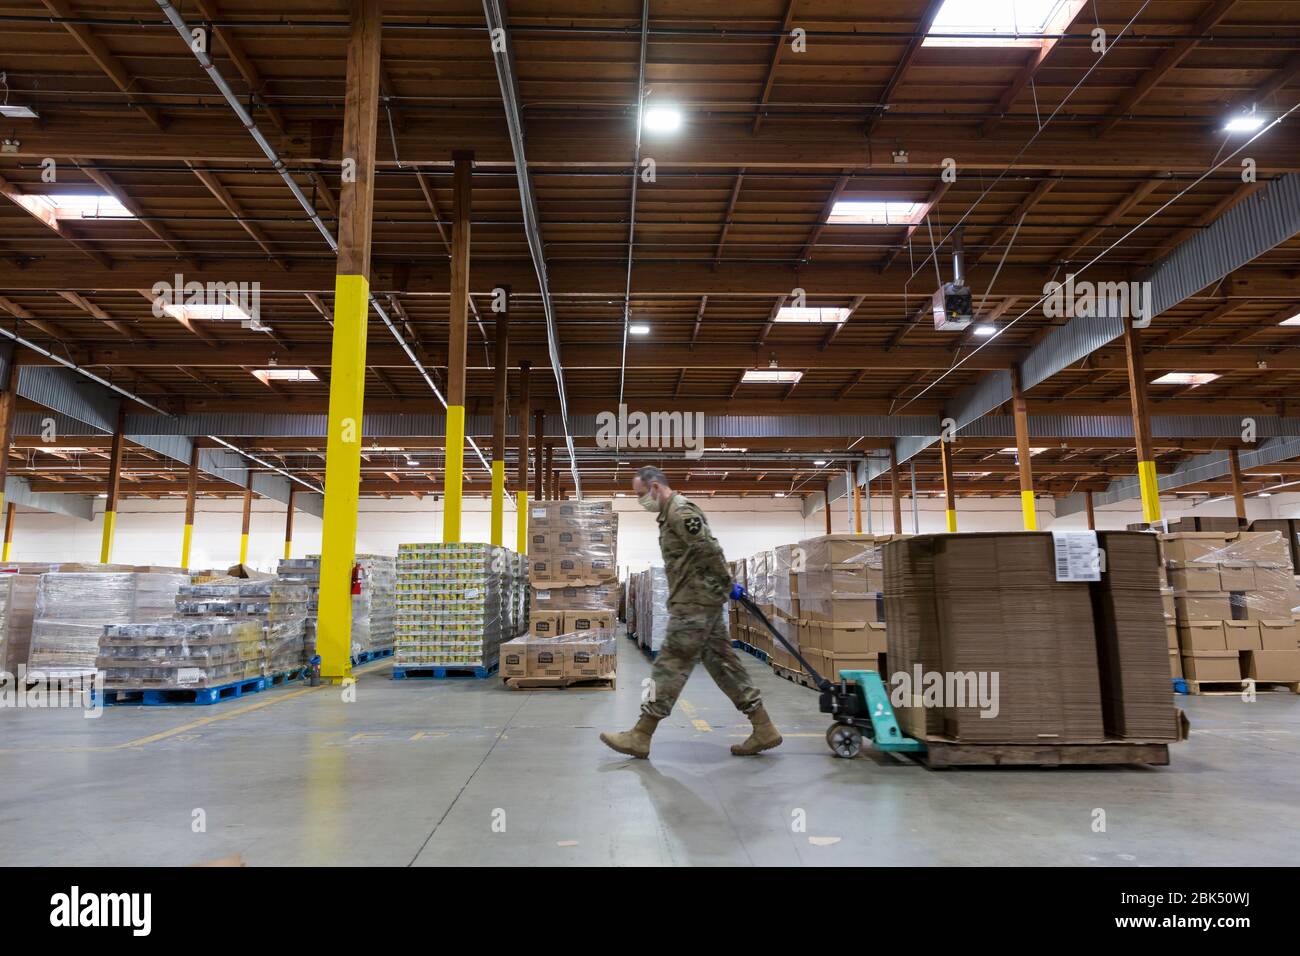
[
  {"x1": 1185, "y1": 679, "x2": 1300, "y2": 696},
  {"x1": 913, "y1": 737, "x2": 1171, "y2": 769},
  {"x1": 503, "y1": 672, "x2": 616, "y2": 691},
  {"x1": 771, "y1": 661, "x2": 817, "y2": 690}
]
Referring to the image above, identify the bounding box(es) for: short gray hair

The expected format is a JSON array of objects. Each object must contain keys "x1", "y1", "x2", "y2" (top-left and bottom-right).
[{"x1": 636, "y1": 465, "x2": 668, "y2": 487}]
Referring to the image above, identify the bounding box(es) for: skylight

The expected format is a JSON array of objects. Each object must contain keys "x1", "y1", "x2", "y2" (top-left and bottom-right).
[
  {"x1": 45, "y1": 193, "x2": 134, "y2": 219},
  {"x1": 828, "y1": 200, "x2": 927, "y2": 225},
  {"x1": 924, "y1": 0, "x2": 1086, "y2": 48},
  {"x1": 163, "y1": 301, "x2": 252, "y2": 323},
  {"x1": 999, "y1": 447, "x2": 1047, "y2": 456},
  {"x1": 742, "y1": 369, "x2": 803, "y2": 384},
  {"x1": 251, "y1": 368, "x2": 318, "y2": 385},
  {"x1": 774, "y1": 306, "x2": 851, "y2": 324},
  {"x1": 1151, "y1": 372, "x2": 1220, "y2": 388}
]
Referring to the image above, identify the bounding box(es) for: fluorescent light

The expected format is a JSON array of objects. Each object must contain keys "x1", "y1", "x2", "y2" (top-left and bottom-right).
[
  {"x1": 165, "y1": 301, "x2": 251, "y2": 323},
  {"x1": 1279, "y1": 312, "x2": 1300, "y2": 326},
  {"x1": 1258, "y1": 492, "x2": 1272, "y2": 498},
  {"x1": 705, "y1": 447, "x2": 749, "y2": 454},
  {"x1": 45, "y1": 193, "x2": 133, "y2": 219},
  {"x1": 774, "y1": 492, "x2": 786, "y2": 498},
  {"x1": 642, "y1": 104, "x2": 682, "y2": 134},
  {"x1": 0, "y1": 105, "x2": 38, "y2": 119},
  {"x1": 775, "y1": 306, "x2": 851, "y2": 324},
  {"x1": 973, "y1": 324, "x2": 997, "y2": 337},
  {"x1": 814, "y1": 460, "x2": 828, "y2": 466},
  {"x1": 828, "y1": 200, "x2": 927, "y2": 225},
  {"x1": 1151, "y1": 372, "x2": 1220, "y2": 387},
  {"x1": 924, "y1": 0, "x2": 1086, "y2": 47},
  {"x1": 629, "y1": 323, "x2": 651, "y2": 335},
  {"x1": 1224, "y1": 113, "x2": 1265, "y2": 134},
  {"x1": 251, "y1": 368, "x2": 318, "y2": 384},
  {"x1": 742, "y1": 369, "x2": 802, "y2": 384},
  {"x1": 999, "y1": 447, "x2": 1047, "y2": 456}
]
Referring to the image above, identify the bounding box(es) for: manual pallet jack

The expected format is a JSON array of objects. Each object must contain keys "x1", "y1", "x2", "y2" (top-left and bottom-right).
[{"x1": 731, "y1": 584, "x2": 925, "y2": 760}]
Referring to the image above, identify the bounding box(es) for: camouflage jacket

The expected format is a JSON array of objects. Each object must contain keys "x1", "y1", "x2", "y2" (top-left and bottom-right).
[{"x1": 657, "y1": 493, "x2": 733, "y2": 610}]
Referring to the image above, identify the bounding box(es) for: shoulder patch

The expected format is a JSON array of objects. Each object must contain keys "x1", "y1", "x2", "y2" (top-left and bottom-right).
[{"x1": 683, "y1": 514, "x2": 704, "y2": 536}]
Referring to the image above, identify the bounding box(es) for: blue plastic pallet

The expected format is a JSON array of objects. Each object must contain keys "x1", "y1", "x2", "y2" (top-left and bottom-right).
[
  {"x1": 351, "y1": 648, "x2": 395, "y2": 666},
  {"x1": 98, "y1": 675, "x2": 268, "y2": 707},
  {"x1": 266, "y1": 667, "x2": 308, "y2": 687},
  {"x1": 392, "y1": 660, "x2": 499, "y2": 680}
]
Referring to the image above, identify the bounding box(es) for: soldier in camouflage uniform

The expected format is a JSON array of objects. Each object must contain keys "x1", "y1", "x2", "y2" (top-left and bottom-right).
[{"x1": 601, "y1": 466, "x2": 782, "y2": 759}]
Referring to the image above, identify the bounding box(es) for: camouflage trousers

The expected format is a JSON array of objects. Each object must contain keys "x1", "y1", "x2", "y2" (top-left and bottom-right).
[{"x1": 641, "y1": 605, "x2": 762, "y2": 721}]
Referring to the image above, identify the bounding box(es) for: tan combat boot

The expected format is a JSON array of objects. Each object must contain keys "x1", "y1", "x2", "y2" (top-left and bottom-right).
[
  {"x1": 600, "y1": 715, "x2": 660, "y2": 759},
  {"x1": 731, "y1": 705, "x2": 783, "y2": 756}
]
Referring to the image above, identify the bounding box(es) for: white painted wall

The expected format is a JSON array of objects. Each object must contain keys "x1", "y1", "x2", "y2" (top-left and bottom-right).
[{"x1": 8, "y1": 490, "x2": 1299, "y2": 572}]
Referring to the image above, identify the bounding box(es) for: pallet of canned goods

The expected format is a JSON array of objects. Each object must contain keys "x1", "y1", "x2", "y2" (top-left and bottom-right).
[
  {"x1": 394, "y1": 542, "x2": 526, "y2": 675},
  {"x1": 278, "y1": 554, "x2": 397, "y2": 659},
  {"x1": 96, "y1": 619, "x2": 265, "y2": 688},
  {"x1": 175, "y1": 576, "x2": 310, "y2": 676}
]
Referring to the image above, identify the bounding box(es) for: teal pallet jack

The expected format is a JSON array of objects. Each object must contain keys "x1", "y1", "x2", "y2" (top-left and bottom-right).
[{"x1": 731, "y1": 584, "x2": 925, "y2": 759}]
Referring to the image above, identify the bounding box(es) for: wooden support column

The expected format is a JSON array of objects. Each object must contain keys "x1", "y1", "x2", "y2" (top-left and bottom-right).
[
  {"x1": 318, "y1": 0, "x2": 382, "y2": 681},
  {"x1": 1228, "y1": 447, "x2": 1247, "y2": 524},
  {"x1": 940, "y1": 439, "x2": 957, "y2": 532},
  {"x1": 0, "y1": 377, "x2": 14, "y2": 526},
  {"x1": 490, "y1": 286, "x2": 510, "y2": 546},
  {"x1": 1010, "y1": 366, "x2": 1037, "y2": 530},
  {"x1": 889, "y1": 445, "x2": 903, "y2": 534},
  {"x1": 516, "y1": 360, "x2": 531, "y2": 553},
  {"x1": 100, "y1": 405, "x2": 126, "y2": 564},
  {"x1": 852, "y1": 480, "x2": 862, "y2": 533},
  {"x1": 1, "y1": 502, "x2": 13, "y2": 562},
  {"x1": 545, "y1": 444, "x2": 555, "y2": 502},
  {"x1": 1122, "y1": 322, "x2": 1162, "y2": 524},
  {"x1": 443, "y1": 149, "x2": 474, "y2": 544},
  {"x1": 239, "y1": 487, "x2": 253, "y2": 565},
  {"x1": 534, "y1": 410, "x2": 545, "y2": 501},
  {"x1": 824, "y1": 480, "x2": 833, "y2": 534},
  {"x1": 180, "y1": 444, "x2": 199, "y2": 569},
  {"x1": 284, "y1": 485, "x2": 296, "y2": 559},
  {"x1": 1085, "y1": 491, "x2": 1097, "y2": 530}
]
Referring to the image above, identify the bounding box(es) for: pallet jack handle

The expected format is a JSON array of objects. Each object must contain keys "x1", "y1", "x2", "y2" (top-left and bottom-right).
[{"x1": 730, "y1": 584, "x2": 832, "y2": 691}]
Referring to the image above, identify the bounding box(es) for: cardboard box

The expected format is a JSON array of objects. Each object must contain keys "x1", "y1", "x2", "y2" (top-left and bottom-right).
[
  {"x1": 501, "y1": 640, "x2": 528, "y2": 678},
  {"x1": 1224, "y1": 620, "x2": 1262, "y2": 651},
  {"x1": 1169, "y1": 650, "x2": 1182, "y2": 679},
  {"x1": 1259, "y1": 619, "x2": 1300, "y2": 650},
  {"x1": 1242, "y1": 649, "x2": 1300, "y2": 682},
  {"x1": 1173, "y1": 592, "x2": 1231, "y2": 623},
  {"x1": 526, "y1": 643, "x2": 565, "y2": 679},
  {"x1": 1244, "y1": 589, "x2": 1300, "y2": 621},
  {"x1": 1168, "y1": 566, "x2": 1221, "y2": 592},
  {"x1": 1161, "y1": 533, "x2": 1233, "y2": 564},
  {"x1": 564, "y1": 609, "x2": 614, "y2": 633},
  {"x1": 1178, "y1": 621, "x2": 1226, "y2": 651},
  {"x1": 1217, "y1": 564, "x2": 1257, "y2": 591},
  {"x1": 529, "y1": 609, "x2": 566, "y2": 638},
  {"x1": 824, "y1": 650, "x2": 882, "y2": 677},
  {"x1": 1182, "y1": 651, "x2": 1240, "y2": 682},
  {"x1": 1166, "y1": 623, "x2": 1180, "y2": 649},
  {"x1": 563, "y1": 639, "x2": 611, "y2": 679}
]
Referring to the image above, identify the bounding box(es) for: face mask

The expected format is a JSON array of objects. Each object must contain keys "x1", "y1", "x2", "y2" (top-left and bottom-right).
[{"x1": 638, "y1": 492, "x2": 659, "y2": 513}]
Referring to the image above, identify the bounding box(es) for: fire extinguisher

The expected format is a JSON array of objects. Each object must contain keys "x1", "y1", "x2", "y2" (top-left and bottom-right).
[{"x1": 351, "y1": 563, "x2": 362, "y2": 595}]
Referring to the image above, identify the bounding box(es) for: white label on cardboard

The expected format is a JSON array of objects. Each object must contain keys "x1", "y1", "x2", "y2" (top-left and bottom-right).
[
  {"x1": 532, "y1": 507, "x2": 546, "y2": 518},
  {"x1": 535, "y1": 590, "x2": 551, "y2": 601},
  {"x1": 463, "y1": 588, "x2": 479, "y2": 599},
  {"x1": 1051, "y1": 530, "x2": 1102, "y2": 582}
]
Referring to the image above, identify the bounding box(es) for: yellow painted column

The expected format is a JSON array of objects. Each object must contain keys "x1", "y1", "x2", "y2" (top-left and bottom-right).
[
  {"x1": 1010, "y1": 366, "x2": 1037, "y2": 531},
  {"x1": 100, "y1": 406, "x2": 126, "y2": 564},
  {"x1": 318, "y1": 273, "x2": 370, "y2": 680},
  {"x1": 515, "y1": 360, "x2": 531, "y2": 554},
  {"x1": 443, "y1": 404, "x2": 466, "y2": 543},
  {"x1": 489, "y1": 287, "x2": 509, "y2": 546},
  {"x1": 443, "y1": 151, "x2": 473, "y2": 544},
  {"x1": 239, "y1": 487, "x2": 253, "y2": 565},
  {"x1": 516, "y1": 490, "x2": 528, "y2": 554},
  {"x1": 940, "y1": 437, "x2": 958, "y2": 533},
  {"x1": 316, "y1": 0, "x2": 381, "y2": 680},
  {"x1": 1123, "y1": 321, "x2": 1162, "y2": 524},
  {"x1": 283, "y1": 485, "x2": 296, "y2": 560},
  {"x1": 490, "y1": 460, "x2": 505, "y2": 545},
  {"x1": 2, "y1": 501, "x2": 15, "y2": 561},
  {"x1": 181, "y1": 444, "x2": 199, "y2": 569}
]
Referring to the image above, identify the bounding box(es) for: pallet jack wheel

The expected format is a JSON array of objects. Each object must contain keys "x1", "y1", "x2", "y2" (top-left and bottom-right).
[{"x1": 826, "y1": 722, "x2": 863, "y2": 759}]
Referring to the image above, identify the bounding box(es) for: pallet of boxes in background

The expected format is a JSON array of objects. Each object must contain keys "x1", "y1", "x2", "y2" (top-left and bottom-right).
[
  {"x1": 1161, "y1": 529, "x2": 1300, "y2": 695},
  {"x1": 513, "y1": 500, "x2": 620, "y2": 687},
  {"x1": 278, "y1": 554, "x2": 397, "y2": 665},
  {"x1": 392, "y1": 542, "x2": 527, "y2": 679}
]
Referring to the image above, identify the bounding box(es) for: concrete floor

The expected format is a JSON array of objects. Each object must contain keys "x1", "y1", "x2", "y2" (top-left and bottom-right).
[{"x1": 1, "y1": 636, "x2": 1298, "y2": 866}]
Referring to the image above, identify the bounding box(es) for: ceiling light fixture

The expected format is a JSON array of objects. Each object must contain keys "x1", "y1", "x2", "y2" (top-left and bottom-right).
[
  {"x1": 774, "y1": 306, "x2": 851, "y2": 324},
  {"x1": 1223, "y1": 109, "x2": 1265, "y2": 134},
  {"x1": 742, "y1": 369, "x2": 802, "y2": 384},
  {"x1": 973, "y1": 324, "x2": 997, "y2": 337},
  {"x1": 629, "y1": 323, "x2": 651, "y2": 335},
  {"x1": 642, "y1": 104, "x2": 682, "y2": 134},
  {"x1": 1151, "y1": 372, "x2": 1220, "y2": 387}
]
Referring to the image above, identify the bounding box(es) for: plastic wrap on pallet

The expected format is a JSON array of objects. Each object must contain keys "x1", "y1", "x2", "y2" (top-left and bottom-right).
[
  {"x1": 0, "y1": 573, "x2": 39, "y2": 674},
  {"x1": 175, "y1": 576, "x2": 308, "y2": 675},
  {"x1": 771, "y1": 544, "x2": 801, "y2": 619},
  {"x1": 97, "y1": 619, "x2": 265, "y2": 688},
  {"x1": 1161, "y1": 530, "x2": 1300, "y2": 623},
  {"x1": 631, "y1": 567, "x2": 669, "y2": 653},
  {"x1": 745, "y1": 551, "x2": 773, "y2": 608},
  {"x1": 793, "y1": 534, "x2": 888, "y2": 625},
  {"x1": 500, "y1": 630, "x2": 618, "y2": 680},
  {"x1": 529, "y1": 582, "x2": 620, "y2": 612},
  {"x1": 526, "y1": 500, "x2": 619, "y2": 587},
  {"x1": 28, "y1": 572, "x2": 187, "y2": 679},
  {"x1": 395, "y1": 542, "x2": 526, "y2": 668}
]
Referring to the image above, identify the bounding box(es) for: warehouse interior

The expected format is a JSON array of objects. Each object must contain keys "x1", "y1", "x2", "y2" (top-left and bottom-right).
[{"x1": 1, "y1": 0, "x2": 1299, "y2": 870}]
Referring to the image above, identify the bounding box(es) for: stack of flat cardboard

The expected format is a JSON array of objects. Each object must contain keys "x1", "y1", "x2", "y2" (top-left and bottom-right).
[
  {"x1": 885, "y1": 532, "x2": 1179, "y2": 744},
  {"x1": 1163, "y1": 530, "x2": 1300, "y2": 683},
  {"x1": 0, "y1": 573, "x2": 39, "y2": 674}
]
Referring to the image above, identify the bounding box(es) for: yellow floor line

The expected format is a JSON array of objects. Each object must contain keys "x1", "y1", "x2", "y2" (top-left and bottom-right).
[{"x1": 678, "y1": 699, "x2": 712, "y2": 733}]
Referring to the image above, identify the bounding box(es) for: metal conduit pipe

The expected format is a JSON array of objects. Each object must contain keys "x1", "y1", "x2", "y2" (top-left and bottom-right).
[{"x1": 156, "y1": 0, "x2": 499, "y2": 483}]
